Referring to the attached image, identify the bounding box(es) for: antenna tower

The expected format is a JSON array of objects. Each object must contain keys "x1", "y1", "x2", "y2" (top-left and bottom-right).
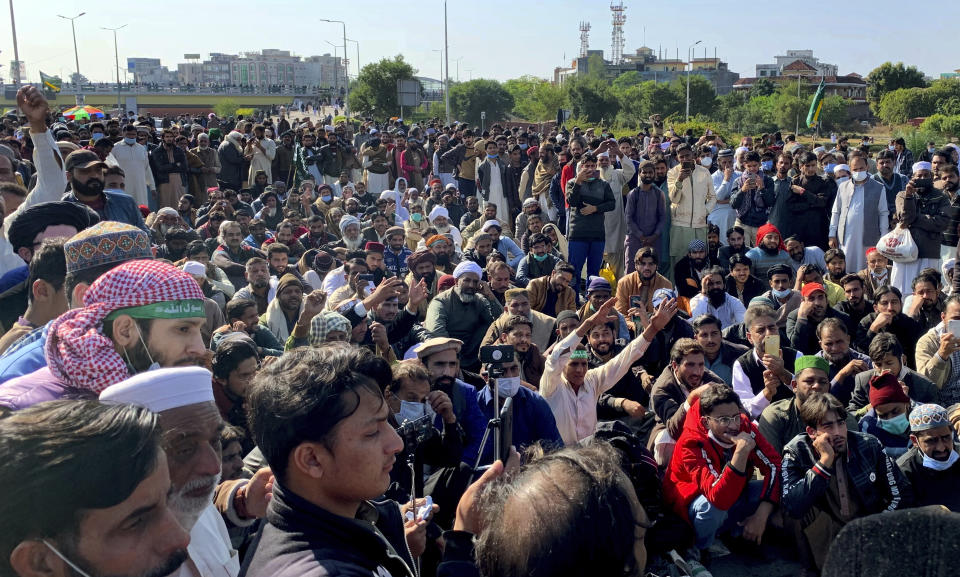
[
  {"x1": 611, "y1": 1, "x2": 626, "y2": 65},
  {"x1": 579, "y1": 22, "x2": 591, "y2": 58}
]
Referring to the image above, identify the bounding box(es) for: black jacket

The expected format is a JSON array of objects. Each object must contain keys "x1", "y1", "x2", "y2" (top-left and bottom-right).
[
  {"x1": 150, "y1": 144, "x2": 188, "y2": 185},
  {"x1": 786, "y1": 307, "x2": 854, "y2": 355},
  {"x1": 564, "y1": 177, "x2": 615, "y2": 242},
  {"x1": 725, "y1": 274, "x2": 765, "y2": 307},
  {"x1": 241, "y1": 483, "x2": 415, "y2": 577},
  {"x1": 855, "y1": 312, "x2": 922, "y2": 367}
]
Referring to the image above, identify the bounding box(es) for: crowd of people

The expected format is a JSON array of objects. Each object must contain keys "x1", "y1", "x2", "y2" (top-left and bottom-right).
[{"x1": 2, "y1": 82, "x2": 960, "y2": 577}]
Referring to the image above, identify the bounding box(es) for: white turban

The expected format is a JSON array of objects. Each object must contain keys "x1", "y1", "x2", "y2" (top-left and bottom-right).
[
  {"x1": 481, "y1": 219, "x2": 502, "y2": 233},
  {"x1": 834, "y1": 164, "x2": 850, "y2": 174},
  {"x1": 453, "y1": 261, "x2": 483, "y2": 279},
  {"x1": 339, "y1": 214, "x2": 361, "y2": 233},
  {"x1": 429, "y1": 206, "x2": 449, "y2": 222},
  {"x1": 913, "y1": 161, "x2": 932, "y2": 173},
  {"x1": 100, "y1": 367, "x2": 214, "y2": 412}
]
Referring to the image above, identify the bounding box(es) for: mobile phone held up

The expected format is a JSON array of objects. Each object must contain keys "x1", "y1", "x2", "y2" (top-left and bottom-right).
[
  {"x1": 764, "y1": 335, "x2": 780, "y2": 358},
  {"x1": 681, "y1": 160, "x2": 696, "y2": 171}
]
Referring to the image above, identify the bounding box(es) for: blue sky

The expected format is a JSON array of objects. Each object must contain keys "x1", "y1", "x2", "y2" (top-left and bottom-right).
[{"x1": 1, "y1": 0, "x2": 954, "y2": 85}]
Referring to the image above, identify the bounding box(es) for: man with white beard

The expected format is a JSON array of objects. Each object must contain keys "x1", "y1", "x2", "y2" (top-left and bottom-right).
[
  {"x1": 597, "y1": 142, "x2": 635, "y2": 278},
  {"x1": 101, "y1": 367, "x2": 274, "y2": 577},
  {"x1": 326, "y1": 214, "x2": 365, "y2": 259},
  {"x1": 428, "y1": 205, "x2": 463, "y2": 249}
]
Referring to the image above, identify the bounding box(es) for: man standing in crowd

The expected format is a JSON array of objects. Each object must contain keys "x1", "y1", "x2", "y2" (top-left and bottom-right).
[
  {"x1": 829, "y1": 155, "x2": 888, "y2": 273},
  {"x1": 667, "y1": 144, "x2": 716, "y2": 274},
  {"x1": 108, "y1": 124, "x2": 155, "y2": 208}
]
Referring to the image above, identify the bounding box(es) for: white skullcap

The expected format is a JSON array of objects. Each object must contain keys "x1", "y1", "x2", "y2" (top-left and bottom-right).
[
  {"x1": 481, "y1": 219, "x2": 502, "y2": 232},
  {"x1": 812, "y1": 146, "x2": 826, "y2": 154},
  {"x1": 735, "y1": 146, "x2": 749, "y2": 155},
  {"x1": 182, "y1": 261, "x2": 206, "y2": 276},
  {"x1": 913, "y1": 161, "x2": 932, "y2": 173},
  {"x1": 369, "y1": 128, "x2": 379, "y2": 134},
  {"x1": 597, "y1": 151, "x2": 610, "y2": 158},
  {"x1": 429, "y1": 206, "x2": 449, "y2": 222},
  {"x1": 324, "y1": 125, "x2": 335, "y2": 132},
  {"x1": 453, "y1": 261, "x2": 483, "y2": 279},
  {"x1": 100, "y1": 367, "x2": 214, "y2": 413},
  {"x1": 157, "y1": 206, "x2": 179, "y2": 217},
  {"x1": 834, "y1": 164, "x2": 850, "y2": 174}
]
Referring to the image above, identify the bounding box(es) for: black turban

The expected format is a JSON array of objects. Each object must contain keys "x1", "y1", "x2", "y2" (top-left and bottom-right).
[{"x1": 7, "y1": 201, "x2": 99, "y2": 253}]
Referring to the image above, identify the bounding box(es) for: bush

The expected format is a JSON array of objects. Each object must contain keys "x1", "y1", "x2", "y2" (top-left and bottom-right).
[
  {"x1": 214, "y1": 98, "x2": 240, "y2": 118},
  {"x1": 894, "y1": 128, "x2": 939, "y2": 159},
  {"x1": 235, "y1": 108, "x2": 256, "y2": 118},
  {"x1": 920, "y1": 114, "x2": 960, "y2": 139}
]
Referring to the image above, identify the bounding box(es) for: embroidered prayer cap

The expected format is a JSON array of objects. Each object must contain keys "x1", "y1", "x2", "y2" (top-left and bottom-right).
[
  {"x1": 909, "y1": 403, "x2": 950, "y2": 432},
  {"x1": 64, "y1": 221, "x2": 152, "y2": 274}
]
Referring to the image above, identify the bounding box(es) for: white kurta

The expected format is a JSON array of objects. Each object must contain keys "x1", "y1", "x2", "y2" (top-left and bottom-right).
[
  {"x1": 831, "y1": 182, "x2": 889, "y2": 273},
  {"x1": 247, "y1": 138, "x2": 277, "y2": 183},
  {"x1": 171, "y1": 504, "x2": 239, "y2": 577},
  {"x1": 108, "y1": 142, "x2": 155, "y2": 207},
  {"x1": 600, "y1": 160, "x2": 636, "y2": 253},
  {"x1": 485, "y1": 161, "x2": 509, "y2": 227}
]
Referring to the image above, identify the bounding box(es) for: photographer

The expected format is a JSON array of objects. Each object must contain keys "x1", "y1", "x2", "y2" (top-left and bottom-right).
[
  {"x1": 475, "y1": 354, "x2": 561, "y2": 466},
  {"x1": 385, "y1": 362, "x2": 465, "y2": 502}
]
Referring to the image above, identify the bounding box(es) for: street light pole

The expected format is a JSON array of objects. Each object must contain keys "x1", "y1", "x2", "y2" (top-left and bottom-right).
[
  {"x1": 58, "y1": 12, "x2": 86, "y2": 105},
  {"x1": 432, "y1": 49, "x2": 443, "y2": 107},
  {"x1": 444, "y1": 0, "x2": 451, "y2": 126},
  {"x1": 455, "y1": 57, "x2": 463, "y2": 82},
  {"x1": 685, "y1": 39, "x2": 702, "y2": 121},
  {"x1": 320, "y1": 19, "x2": 349, "y2": 118},
  {"x1": 8, "y1": 0, "x2": 21, "y2": 92},
  {"x1": 102, "y1": 24, "x2": 127, "y2": 116}
]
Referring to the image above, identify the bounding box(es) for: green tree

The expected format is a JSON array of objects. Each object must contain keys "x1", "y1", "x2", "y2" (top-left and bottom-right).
[
  {"x1": 866, "y1": 62, "x2": 928, "y2": 113},
  {"x1": 818, "y1": 95, "x2": 852, "y2": 131},
  {"x1": 750, "y1": 78, "x2": 777, "y2": 98},
  {"x1": 348, "y1": 55, "x2": 417, "y2": 118},
  {"x1": 877, "y1": 87, "x2": 937, "y2": 125},
  {"x1": 214, "y1": 98, "x2": 240, "y2": 118},
  {"x1": 566, "y1": 75, "x2": 618, "y2": 123},
  {"x1": 449, "y1": 79, "x2": 514, "y2": 126},
  {"x1": 611, "y1": 71, "x2": 643, "y2": 90},
  {"x1": 670, "y1": 75, "x2": 717, "y2": 118},
  {"x1": 503, "y1": 76, "x2": 566, "y2": 121}
]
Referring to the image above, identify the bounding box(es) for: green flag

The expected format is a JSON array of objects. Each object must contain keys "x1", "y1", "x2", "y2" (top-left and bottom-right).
[
  {"x1": 806, "y1": 79, "x2": 825, "y2": 128},
  {"x1": 40, "y1": 71, "x2": 62, "y2": 93}
]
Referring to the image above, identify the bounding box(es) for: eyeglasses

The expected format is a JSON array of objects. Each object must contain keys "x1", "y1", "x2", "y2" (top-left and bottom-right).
[{"x1": 707, "y1": 415, "x2": 742, "y2": 427}]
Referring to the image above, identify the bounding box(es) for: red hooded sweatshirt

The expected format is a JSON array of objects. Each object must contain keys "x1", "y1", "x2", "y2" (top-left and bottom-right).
[
  {"x1": 754, "y1": 223, "x2": 786, "y2": 251},
  {"x1": 663, "y1": 397, "x2": 782, "y2": 522}
]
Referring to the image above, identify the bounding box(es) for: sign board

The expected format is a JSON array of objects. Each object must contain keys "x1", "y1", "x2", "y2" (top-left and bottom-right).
[
  {"x1": 397, "y1": 79, "x2": 421, "y2": 108},
  {"x1": 127, "y1": 58, "x2": 136, "y2": 71},
  {"x1": 183, "y1": 54, "x2": 201, "y2": 60},
  {"x1": 481, "y1": 111, "x2": 486, "y2": 119}
]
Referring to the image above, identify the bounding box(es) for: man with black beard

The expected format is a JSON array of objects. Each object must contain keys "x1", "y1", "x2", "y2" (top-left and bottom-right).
[
  {"x1": 938, "y1": 164, "x2": 960, "y2": 262},
  {"x1": 689, "y1": 267, "x2": 746, "y2": 329},
  {"x1": 157, "y1": 227, "x2": 193, "y2": 262},
  {"x1": 586, "y1": 317, "x2": 651, "y2": 432},
  {"x1": 673, "y1": 239, "x2": 711, "y2": 300},
  {"x1": 638, "y1": 288, "x2": 695, "y2": 381},
  {"x1": 787, "y1": 281, "x2": 853, "y2": 355},
  {"x1": 813, "y1": 317, "x2": 871, "y2": 405},
  {"x1": 63, "y1": 150, "x2": 147, "y2": 232},
  {"x1": 273, "y1": 131, "x2": 295, "y2": 186},
  {"x1": 294, "y1": 132, "x2": 323, "y2": 188},
  {"x1": 425, "y1": 261, "x2": 503, "y2": 373}
]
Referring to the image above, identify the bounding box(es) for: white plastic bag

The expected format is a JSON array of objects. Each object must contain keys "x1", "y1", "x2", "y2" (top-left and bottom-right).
[{"x1": 876, "y1": 225, "x2": 918, "y2": 263}]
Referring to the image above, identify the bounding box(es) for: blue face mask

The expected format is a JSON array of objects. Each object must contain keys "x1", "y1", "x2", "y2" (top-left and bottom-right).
[
  {"x1": 412, "y1": 213, "x2": 423, "y2": 222},
  {"x1": 877, "y1": 412, "x2": 909, "y2": 435},
  {"x1": 761, "y1": 160, "x2": 773, "y2": 171},
  {"x1": 123, "y1": 137, "x2": 137, "y2": 145},
  {"x1": 321, "y1": 194, "x2": 332, "y2": 203},
  {"x1": 533, "y1": 252, "x2": 549, "y2": 261},
  {"x1": 487, "y1": 153, "x2": 499, "y2": 159}
]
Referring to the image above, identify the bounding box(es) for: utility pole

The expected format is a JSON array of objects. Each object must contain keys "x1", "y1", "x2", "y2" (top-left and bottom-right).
[
  {"x1": 320, "y1": 19, "x2": 349, "y2": 117},
  {"x1": 685, "y1": 40, "x2": 701, "y2": 121},
  {"x1": 102, "y1": 24, "x2": 127, "y2": 116},
  {"x1": 444, "y1": 0, "x2": 451, "y2": 126},
  {"x1": 58, "y1": 12, "x2": 85, "y2": 105},
  {"x1": 8, "y1": 0, "x2": 21, "y2": 92}
]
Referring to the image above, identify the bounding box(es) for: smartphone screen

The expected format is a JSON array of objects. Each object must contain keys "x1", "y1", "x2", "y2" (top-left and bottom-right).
[
  {"x1": 682, "y1": 160, "x2": 695, "y2": 171},
  {"x1": 764, "y1": 335, "x2": 780, "y2": 357},
  {"x1": 949, "y1": 320, "x2": 960, "y2": 340}
]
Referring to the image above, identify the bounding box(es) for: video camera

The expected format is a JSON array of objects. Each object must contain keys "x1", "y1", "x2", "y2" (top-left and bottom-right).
[{"x1": 395, "y1": 413, "x2": 436, "y2": 454}]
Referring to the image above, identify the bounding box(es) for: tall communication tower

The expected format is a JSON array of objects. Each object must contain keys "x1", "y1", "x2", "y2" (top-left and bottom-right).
[
  {"x1": 610, "y1": 1, "x2": 626, "y2": 65},
  {"x1": 579, "y1": 22, "x2": 591, "y2": 58}
]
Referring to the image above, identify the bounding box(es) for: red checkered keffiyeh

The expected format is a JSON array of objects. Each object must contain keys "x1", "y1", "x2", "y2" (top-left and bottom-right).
[{"x1": 45, "y1": 259, "x2": 205, "y2": 393}]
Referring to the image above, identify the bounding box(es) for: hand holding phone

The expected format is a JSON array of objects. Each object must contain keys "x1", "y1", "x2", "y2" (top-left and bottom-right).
[{"x1": 764, "y1": 335, "x2": 780, "y2": 358}]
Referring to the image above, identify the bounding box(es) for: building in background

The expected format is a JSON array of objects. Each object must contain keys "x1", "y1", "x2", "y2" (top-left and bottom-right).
[
  {"x1": 170, "y1": 50, "x2": 342, "y2": 89},
  {"x1": 127, "y1": 58, "x2": 177, "y2": 85},
  {"x1": 755, "y1": 50, "x2": 838, "y2": 78},
  {"x1": 554, "y1": 46, "x2": 740, "y2": 95}
]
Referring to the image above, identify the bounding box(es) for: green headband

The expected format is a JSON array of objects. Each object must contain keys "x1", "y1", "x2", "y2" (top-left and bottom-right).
[
  {"x1": 105, "y1": 299, "x2": 205, "y2": 321},
  {"x1": 569, "y1": 349, "x2": 589, "y2": 360}
]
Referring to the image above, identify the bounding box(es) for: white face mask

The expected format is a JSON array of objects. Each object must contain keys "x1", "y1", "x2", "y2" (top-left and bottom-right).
[
  {"x1": 771, "y1": 287, "x2": 792, "y2": 299},
  {"x1": 395, "y1": 400, "x2": 434, "y2": 424},
  {"x1": 496, "y1": 376, "x2": 522, "y2": 398},
  {"x1": 852, "y1": 171, "x2": 869, "y2": 182},
  {"x1": 922, "y1": 448, "x2": 960, "y2": 471},
  {"x1": 700, "y1": 157, "x2": 713, "y2": 168},
  {"x1": 835, "y1": 176, "x2": 850, "y2": 185}
]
